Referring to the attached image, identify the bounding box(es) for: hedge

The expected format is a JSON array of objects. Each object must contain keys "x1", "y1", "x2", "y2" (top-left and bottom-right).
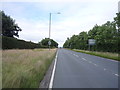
[{"x1": 2, "y1": 36, "x2": 41, "y2": 49}]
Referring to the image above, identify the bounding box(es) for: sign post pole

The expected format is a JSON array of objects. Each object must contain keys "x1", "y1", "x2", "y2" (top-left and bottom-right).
[{"x1": 88, "y1": 39, "x2": 96, "y2": 51}]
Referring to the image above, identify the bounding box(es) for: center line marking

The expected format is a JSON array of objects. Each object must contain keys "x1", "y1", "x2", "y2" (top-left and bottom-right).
[
  {"x1": 94, "y1": 64, "x2": 98, "y2": 66},
  {"x1": 76, "y1": 55, "x2": 79, "y2": 57},
  {"x1": 89, "y1": 61, "x2": 92, "y2": 63},
  {"x1": 104, "y1": 68, "x2": 106, "y2": 71},
  {"x1": 114, "y1": 74, "x2": 119, "y2": 77},
  {"x1": 82, "y1": 58, "x2": 87, "y2": 61}
]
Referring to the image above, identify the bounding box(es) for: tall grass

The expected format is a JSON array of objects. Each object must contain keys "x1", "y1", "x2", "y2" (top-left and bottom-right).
[
  {"x1": 2, "y1": 49, "x2": 56, "y2": 88},
  {"x1": 72, "y1": 49, "x2": 119, "y2": 61}
]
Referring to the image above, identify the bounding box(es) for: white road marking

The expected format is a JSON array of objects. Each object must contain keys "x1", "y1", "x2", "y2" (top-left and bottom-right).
[
  {"x1": 89, "y1": 61, "x2": 92, "y2": 63},
  {"x1": 72, "y1": 54, "x2": 79, "y2": 58},
  {"x1": 73, "y1": 54, "x2": 76, "y2": 56},
  {"x1": 82, "y1": 58, "x2": 87, "y2": 61},
  {"x1": 49, "y1": 51, "x2": 58, "y2": 88},
  {"x1": 76, "y1": 55, "x2": 79, "y2": 57},
  {"x1": 104, "y1": 68, "x2": 107, "y2": 71},
  {"x1": 114, "y1": 74, "x2": 119, "y2": 77},
  {"x1": 94, "y1": 63, "x2": 98, "y2": 66}
]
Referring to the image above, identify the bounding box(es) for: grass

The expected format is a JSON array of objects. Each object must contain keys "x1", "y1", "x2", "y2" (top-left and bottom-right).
[
  {"x1": 71, "y1": 49, "x2": 119, "y2": 61},
  {"x1": 2, "y1": 49, "x2": 56, "y2": 88}
]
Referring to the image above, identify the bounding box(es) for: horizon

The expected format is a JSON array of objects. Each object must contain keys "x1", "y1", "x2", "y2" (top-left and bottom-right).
[{"x1": 1, "y1": 0, "x2": 119, "y2": 47}]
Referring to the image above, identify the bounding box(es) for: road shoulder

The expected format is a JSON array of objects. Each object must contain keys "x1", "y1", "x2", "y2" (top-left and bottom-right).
[{"x1": 39, "y1": 50, "x2": 58, "y2": 88}]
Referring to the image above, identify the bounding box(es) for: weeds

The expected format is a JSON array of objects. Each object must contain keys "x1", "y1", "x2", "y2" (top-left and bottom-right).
[{"x1": 2, "y1": 49, "x2": 56, "y2": 88}]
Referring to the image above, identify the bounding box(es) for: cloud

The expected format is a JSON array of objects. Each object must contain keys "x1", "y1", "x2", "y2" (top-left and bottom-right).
[
  {"x1": 1, "y1": 0, "x2": 119, "y2": 47},
  {"x1": 1, "y1": 0, "x2": 119, "y2": 2}
]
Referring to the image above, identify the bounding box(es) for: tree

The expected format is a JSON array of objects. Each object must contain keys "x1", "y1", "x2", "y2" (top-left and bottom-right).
[
  {"x1": 63, "y1": 32, "x2": 88, "y2": 50},
  {"x1": 114, "y1": 12, "x2": 120, "y2": 52},
  {"x1": 40, "y1": 38, "x2": 58, "y2": 48},
  {"x1": 1, "y1": 11, "x2": 22, "y2": 37},
  {"x1": 114, "y1": 12, "x2": 120, "y2": 30},
  {"x1": 63, "y1": 15, "x2": 118, "y2": 52}
]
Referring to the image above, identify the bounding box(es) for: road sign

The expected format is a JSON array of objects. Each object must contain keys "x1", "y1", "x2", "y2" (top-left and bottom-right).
[
  {"x1": 88, "y1": 39, "x2": 96, "y2": 45},
  {"x1": 48, "y1": 41, "x2": 51, "y2": 45}
]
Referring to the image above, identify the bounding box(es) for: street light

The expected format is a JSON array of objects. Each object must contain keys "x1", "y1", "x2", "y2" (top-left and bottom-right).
[{"x1": 48, "y1": 12, "x2": 60, "y2": 50}]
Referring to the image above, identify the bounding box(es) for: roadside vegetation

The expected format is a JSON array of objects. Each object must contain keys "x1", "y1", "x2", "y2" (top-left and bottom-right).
[
  {"x1": 1, "y1": 11, "x2": 58, "y2": 49},
  {"x1": 2, "y1": 49, "x2": 56, "y2": 88},
  {"x1": 63, "y1": 12, "x2": 120, "y2": 53},
  {"x1": 72, "y1": 49, "x2": 119, "y2": 61},
  {"x1": 1, "y1": 10, "x2": 58, "y2": 88}
]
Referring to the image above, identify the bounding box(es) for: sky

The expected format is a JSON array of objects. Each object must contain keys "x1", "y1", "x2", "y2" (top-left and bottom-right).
[{"x1": 1, "y1": 0, "x2": 119, "y2": 47}]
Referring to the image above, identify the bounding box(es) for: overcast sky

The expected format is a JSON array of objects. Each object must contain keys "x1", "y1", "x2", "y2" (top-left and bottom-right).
[{"x1": 1, "y1": 0, "x2": 119, "y2": 47}]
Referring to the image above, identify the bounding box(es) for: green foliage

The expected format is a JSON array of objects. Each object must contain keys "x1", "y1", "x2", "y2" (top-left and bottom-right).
[
  {"x1": 40, "y1": 38, "x2": 58, "y2": 48},
  {"x1": 1, "y1": 11, "x2": 59, "y2": 49},
  {"x1": 63, "y1": 13, "x2": 119, "y2": 53},
  {"x1": 1, "y1": 11, "x2": 22, "y2": 37},
  {"x1": 114, "y1": 12, "x2": 120, "y2": 29},
  {"x1": 72, "y1": 49, "x2": 119, "y2": 61},
  {"x1": 2, "y1": 36, "x2": 41, "y2": 49},
  {"x1": 63, "y1": 31, "x2": 88, "y2": 50},
  {"x1": 114, "y1": 12, "x2": 120, "y2": 52}
]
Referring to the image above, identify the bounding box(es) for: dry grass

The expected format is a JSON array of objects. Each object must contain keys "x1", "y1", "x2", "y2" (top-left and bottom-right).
[{"x1": 2, "y1": 49, "x2": 56, "y2": 88}]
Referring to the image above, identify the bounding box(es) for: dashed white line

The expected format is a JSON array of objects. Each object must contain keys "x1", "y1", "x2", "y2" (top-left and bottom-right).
[
  {"x1": 73, "y1": 54, "x2": 79, "y2": 58},
  {"x1": 73, "y1": 54, "x2": 76, "y2": 56},
  {"x1": 76, "y1": 55, "x2": 79, "y2": 57},
  {"x1": 82, "y1": 58, "x2": 99, "y2": 67},
  {"x1": 70, "y1": 52, "x2": 119, "y2": 78},
  {"x1": 94, "y1": 64, "x2": 98, "y2": 66},
  {"x1": 82, "y1": 58, "x2": 87, "y2": 61},
  {"x1": 114, "y1": 74, "x2": 119, "y2": 77},
  {"x1": 104, "y1": 68, "x2": 107, "y2": 71},
  {"x1": 89, "y1": 61, "x2": 92, "y2": 63}
]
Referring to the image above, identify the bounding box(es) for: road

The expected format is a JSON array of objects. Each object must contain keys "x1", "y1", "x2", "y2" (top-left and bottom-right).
[{"x1": 52, "y1": 49, "x2": 119, "y2": 88}]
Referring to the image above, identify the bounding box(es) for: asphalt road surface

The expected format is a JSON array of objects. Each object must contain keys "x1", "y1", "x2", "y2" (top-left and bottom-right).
[{"x1": 53, "y1": 49, "x2": 119, "y2": 88}]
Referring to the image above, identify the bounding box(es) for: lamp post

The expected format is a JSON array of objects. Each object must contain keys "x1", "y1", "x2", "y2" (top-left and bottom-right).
[{"x1": 48, "y1": 12, "x2": 60, "y2": 50}]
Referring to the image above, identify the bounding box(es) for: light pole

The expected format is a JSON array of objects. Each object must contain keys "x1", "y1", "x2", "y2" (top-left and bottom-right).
[{"x1": 48, "y1": 12, "x2": 60, "y2": 50}]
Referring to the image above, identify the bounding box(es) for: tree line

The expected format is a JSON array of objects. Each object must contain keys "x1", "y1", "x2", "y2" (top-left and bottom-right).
[
  {"x1": 63, "y1": 13, "x2": 120, "y2": 52},
  {"x1": 1, "y1": 11, "x2": 58, "y2": 49}
]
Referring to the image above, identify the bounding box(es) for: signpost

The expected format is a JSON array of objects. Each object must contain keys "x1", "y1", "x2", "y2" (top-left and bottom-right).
[
  {"x1": 48, "y1": 41, "x2": 51, "y2": 50},
  {"x1": 88, "y1": 39, "x2": 96, "y2": 45},
  {"x1": 48, "y1": 12, "x2": 60, "y2": 50},
  {"x1": 88, "y1": 39, "x2": 96, "y2": 51}
]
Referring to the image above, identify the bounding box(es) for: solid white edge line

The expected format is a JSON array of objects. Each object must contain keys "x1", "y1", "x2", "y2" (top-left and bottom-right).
[{"x1": 49, "y1": 50, "x2": 58, "y2": 89}]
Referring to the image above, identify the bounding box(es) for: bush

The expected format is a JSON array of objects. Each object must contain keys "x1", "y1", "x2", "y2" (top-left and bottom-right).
[{"x1": 2, "y1": 36, "x2": 41, "y2": 49}]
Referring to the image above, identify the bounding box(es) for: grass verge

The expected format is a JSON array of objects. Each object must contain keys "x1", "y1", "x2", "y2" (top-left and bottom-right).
[
  {"x1": 71, "y1": 49, "x2": 119, "y2": 61},
  {"x1": 2, "y1": 49, "x2": 56, "y2": 88}
]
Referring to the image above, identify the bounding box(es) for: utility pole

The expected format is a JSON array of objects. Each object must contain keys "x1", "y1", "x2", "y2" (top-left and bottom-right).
[
  {"x1": 48, "y1": 12, "x2": 60, "y2": 50},
  {"x1": 48, "y1": 13, "x2": 51, "y2": 50}
]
